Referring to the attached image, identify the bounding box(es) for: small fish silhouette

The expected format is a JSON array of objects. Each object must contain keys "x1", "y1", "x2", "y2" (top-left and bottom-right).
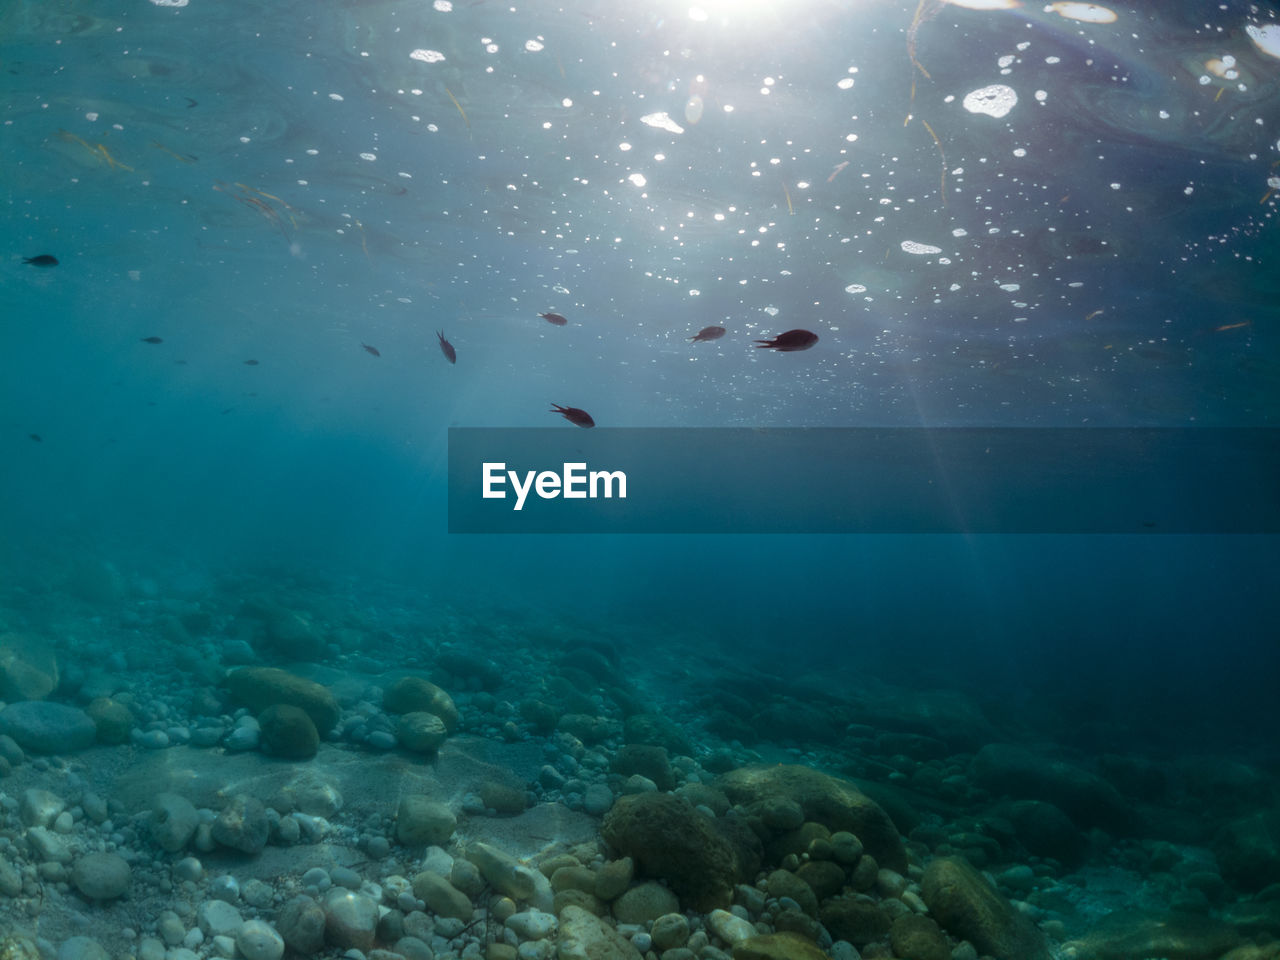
[
  {"x1": 539, "y1": 312, "x2": 568, "y2": 326},
  {"x1": 437, "y1": 331, "x2": 456, "y2": 364},
  {"x1": 140, "y1": 336, "x2": 164, "y2": 344},
  {"x1": 690, "y1": 326, "x2": 726, "y2": 343},
  {"x1": 754, "y1": 329, "x2": 819, "y2": 351},
  {"x1": 243, "y1": 359, "x2": 259, "y2": 366},
  {"x1": 29, "y1": 434, "x2": 42, "y2": 442},
  {"x1": 362, "y1": 343, "x2": 381, "y2": 357},
  {"x1": 550, "y1": 404, "x2": 594, "y2": 428},
  {"x1": 23, "y1": 254, "x2": 58, "y2": 267}
]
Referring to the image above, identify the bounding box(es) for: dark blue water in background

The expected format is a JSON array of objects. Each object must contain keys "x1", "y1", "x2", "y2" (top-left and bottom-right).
[{"x1": 3, "y1": 0, "x2": 1280, "y2": 751}]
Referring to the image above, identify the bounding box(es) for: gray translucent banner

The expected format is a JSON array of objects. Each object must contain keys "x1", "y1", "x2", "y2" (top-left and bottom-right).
[{"x1": 447, "y1": 428, "x2": 1280, "y2": 534}]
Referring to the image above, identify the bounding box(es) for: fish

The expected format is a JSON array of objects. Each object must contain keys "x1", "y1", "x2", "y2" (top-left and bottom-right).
[
  {"x1": 437, "y1": 331, "x2": 456, "y2": 364},
  {"x1": 690, "y1": 326, "x2": 726, "y2": 343},
  {"x1": 540, "y1": 312, "x2": 568, "y2": 326},
  {"x1": 23, "y1": 254, "x2": 58, "y2": 267},
  {"x1": 754, "y1": 329, "x2": 819, "y2": 351},
  {"x1": 243, "y1": 359, "x2": 259, "y2": 366},
  {"x1": 29, "y1": 434, "x2": 42, "y2": 442},
  {"x1": 362, "y1": 343, "x2": 381, "y2": 357},
  {"x1": 140, "y1": 336, "x2": 164, "y2": 344},
  {"x1": 550, "y1": 404, "x2": 595, "y2": 428}
]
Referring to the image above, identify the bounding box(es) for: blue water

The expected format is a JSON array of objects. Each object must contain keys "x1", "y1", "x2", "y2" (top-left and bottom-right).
[{"x1": 3, "y1": 0, "x2": 1279, "y2": 750}]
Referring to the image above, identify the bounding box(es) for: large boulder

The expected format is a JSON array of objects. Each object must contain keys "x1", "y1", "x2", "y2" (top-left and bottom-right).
[
  {"x1": 971, "y1": 743, "x2": 1132, "y2": 834},
  {"x1": 920, "y1": 857, "x2": 1049, "y2": 960},
  {"x1": 0, "y1": 633, "x2": 58, "y2": 701},
  {"x1": 601, "y1": 793, "x2": 748, "y2": 911},
  {"x1": 718, "y1": 765, "x2": 907, "y2": 873},
  {"x1": 0, "y1": 701, "x2": 96, "y2": 755},
  {"x1": 225, "y1": 668, "x2": 339, "y2": 734}
]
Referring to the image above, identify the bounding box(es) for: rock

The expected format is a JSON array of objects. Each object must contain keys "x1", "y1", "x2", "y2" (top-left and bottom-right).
[
  {"x1": 557, "y1": 904, "x2": 642, "y2": 960},
  {"x1": 324, "y1": 888, "x2": 380, "y2": 951},
  {"x1": 766, "y1": 870, "x2": 818, "y2": 917},
  {"x1": 1063, "y1": 910, "x2": 1242, "y2": 960},
  {"x1": 225, "y1": 667, "x2": 339, "y2": 734},
  {"x1": 383, "y1": 677, "x2": 459, "y2": 732},
  {"x1": 198, "y1": 899, "x2": 245, "y2": 937},
  {"x1": 26, "y1": 826, "x2": 72, "y2": 863},
  {"x1": 594, "y1": 857, "x2": 633, "y2": 902},
  {"x1": 731, "y1": 932, "x2": 829, "y2": 960},
  {"x1": 71, "y1": 851, "x2": 131, "y2": 900},
  {"x1": 889, "y1": 915, "x2": 949, "y2": 960},
  {"x1": 718, "y1": 765, "x2": 907, "y2": 874},
  {"x1": 1216, "y1": 811, "x2": 1280, "y2": 891},
  {"x1": 919, "y1": 857, "x2": 1049, "y2": 960},
  {"x1": 584, "y1": 784, "x2": 615, "y2": 816},
  {"x1": 397, "y1": 797, "x2": 456, "y2": 846},
  {"x1": 613, "y1": 881, "x2": 679, "y2": 925},
  {"x1": 398, "y1": 712, "x2": 449, "y2": 753},
  {"x1": 1001, "y1": 799, "x2": 1087, "y2": 866},
  {"x1": 479, "y1": 779, "x2": 528, "y2": 814},
  {"x1": 259, "y1": 704, "x2": 319, "y2": 759},
  {"x1": 413, "y1": 870, "x2": 474, "y2": 921},
  {"x1": 20, "y1": 788, "x2": 65, "y2": 828},
  {"x1": 151, "y1": 793, "x2": 200, "y2": 852},
  {"x1": 506, "y1": 909, "x2": 558, "y2": 940},
  {"x1": 212, "y1": 794, "x2": 270, "y2": 854},
  {"x1": 0, "y1": 860, "x2": 23, "y2": 896},
  {"x1": 794, "y1": 860, "x2": 845, "y2": 901},
  {"x1": 651, "y1": 914, "x2": 690, "y2": 951},
  {"x1": 0, "y1": 701, "x2": 96, "y2": 754},
  {"x1": 971, "y1": 744, "x2": 1131, "y2": 833},
  {"x1": 277, "y1": 896, "x2": 327, "y2": 955},
  {"x1": 236, "y1": 919, "x2": 286, "y2": 960},
  {"x1": 0, "y1": 633, "x2": 58, "y2": 701},
  {"x1": 601, "y1": 793, "x2": 743, "y2": 911},
  {"x1": 467, "y1": 842, "x2": 538, "y2": 901},
  {"x1": 56, "y1": 937, "x2": 108, "y2": 960},
  {"x1": 624, "y1": 714, "x2": 693, "y2": 757},
  {"x1": 818, "y1": 899, "x2": 891, "y2": 947},
  {"x1": 84, "y1": 698, "x2": 133, "y2": 744},
  {"x1": 708, "y1": 910, "x2": 757, "y2": 946},
  {"x1": 612, "y1": 745, "x2": 675, "y2": 791}
]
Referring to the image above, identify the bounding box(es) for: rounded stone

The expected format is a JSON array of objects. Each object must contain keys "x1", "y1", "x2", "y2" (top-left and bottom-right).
[
  {"x1": 397, "y1": 712, "x2": 448, "y2": 753},
  {"x1": 71, "y1": 851, "x2": 132, "y2": 900},
  {"x1": 383, "y1": 677, "x2": 459, "y2": 731},
  {"x1": 0, "y1": 701, "x2": 96, "y2": 754},
  {"x1": 236, "y1": 919, "x2": 286, "y2": 960},
  {"x1": 259, "y1": 704, "x2": 319, "y2": 759},
  {"x1": 151, "y1": 793, "x2": 200, "y2": 853},
  {"x1": 323, "y1": 888, "x2": 380, "y2": 951},
  {"x1": 396, "y1": 796, "x2": 456, "y2": 846},
  {"x1": 85, "y1": 698, "x2": 133, "y2": 744},
  {"x1": 650, "y1": 913, "x2": 690, "y2": 951},
  {"x1": 212, "y1": 794, "x2": 270, "y2": 854},
  {"x1": 197, "y1": 899, "x2": 245, "y2": 937},
  {"x1": 612, "y1": 881, "x2": 679, "y2": 925},
  {"x1": 277, "y1": 895, "x2": 327, "y2": 955},
  {"x1": 56, "y1": 937, "x2": 108, "y2": 960}
]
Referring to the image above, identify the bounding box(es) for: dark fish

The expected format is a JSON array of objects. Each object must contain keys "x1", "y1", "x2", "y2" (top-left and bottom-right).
[
  {"x1": 754, "y1": 329, "x2": 819, "y2": 351},
  {"x1": 690, "y1": 325, "x2": 726, "y2": 343},
  {"x1": 437, "y1": 331, "x2": 456, "y2": 364},
  {"x1": 550, "y1": 403, "x2": 594, "y2": 428},
  {"x1": 140, "y1": 336, "x2": 164, "y2": 344},
  {"x1": 540, "y1": 312, "x2": 568, "y2": 326},
  {"x1": 29, "y1": 434, "x2": 42, "y2": 442},
  {"x1": 243, "y1": 359, "x2": 259, "y2": 366},
  {"x1": 23, "y1": 254, "x2": 58, "y2": 267},
  {"x1": 362, "y1": 343, "x2": 381, "y2": 357}
]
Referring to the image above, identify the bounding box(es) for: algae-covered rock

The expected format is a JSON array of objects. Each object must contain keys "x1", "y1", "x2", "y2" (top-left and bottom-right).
[
  {"x1": 259, "y1": 704, "x2": 319, "y2": 759},
  {"x1": 601, "y1": 792, "x2": 743, "y2": 911},
  {"x1": 0, "y1": 633, "x2": 58, "y2": 702},
  {"x1": 732, "y1": 932, "x2": 829, "y2": 960},
  {"x1": 226, "y1": 667, "x2": 339, "y2": 734},
  {"x1": 85, "y1": 697, "x2": 133, "y2": 744},
  {"x1": 0, "y1": 701, "x2": 96, "y2": 755},
  {"x1": 920, "y1": 856, "x2": 1049, "y2": 960},
  {"x1": 383, "y1": 677, "x2": 458, "y2": 732},
  {"x1": 718, "y1": 764, "x2": 907, "y2": 874}
]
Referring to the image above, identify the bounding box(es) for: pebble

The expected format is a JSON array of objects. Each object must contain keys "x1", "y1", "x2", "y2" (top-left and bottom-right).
[
  {"x1": 708, "y1": 910, "x2": 756, "y2": 946},
  {"x1": 332, "y1": 866, "x2": 363, "y2": 890},
  {"x1": 174, "y1": 857, "x2": 204, "y2": 882},
  {"x1": 138, "y1": 938, "x2": 166, "y2": 960},
  {"x1": 158, "y1": 911, "x2": 187, "y2": 946},
  {"x1": 650, "y1": 914, "x2": 690, "y2": 951},
  {"x1": 27, "y1": 826, "x2": 72, "y2": 863},
  {"x1": 151, "y1": 793, "x2": 200, "y2": 852},
  {"x1": 135, "y1": 729, "x2": 170, "y2": 749},
  {"x1": 237, "y1": 920, "x2": 286, "y2": 960},
  {"x1": 20, "y1": 788, "x2": 65, "y2": 828},
  {"x1": 210, "y1": 874, "x2": 240, "y2": 902},
  {"x1": 582, "y1": 783, "x2": 614, "y2": 815},
  {"x1": 630, "y1": 933, "x2": 652, "y2": 953},
  {"x1": 323, "y1": 888, "x2": 380, "y2": 951},
  {"x1": 301, "y1": 867, "x2": 332, "y2": 893}
]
